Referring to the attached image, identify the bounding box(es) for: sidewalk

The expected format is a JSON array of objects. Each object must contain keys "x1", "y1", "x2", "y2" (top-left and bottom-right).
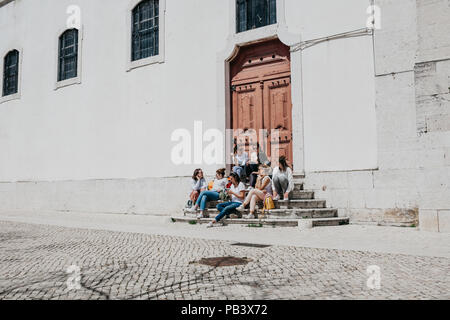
[{"x1": 0, "y1": 210, "x2": 449, "y2": 258}]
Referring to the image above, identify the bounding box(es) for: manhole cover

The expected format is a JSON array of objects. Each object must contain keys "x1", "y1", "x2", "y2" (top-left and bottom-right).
[
  {"x1": 194, "y1": 256, "x2": 252, "y2": 267},
  {"x1": 232, "y1": 242, "x2": 271, "y2": 248}
]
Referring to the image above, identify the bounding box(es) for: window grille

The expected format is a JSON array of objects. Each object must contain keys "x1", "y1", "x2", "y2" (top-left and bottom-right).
[
  {"x1": 132, "y1": 0, "x2": 159, "y2": 61},
  {"x1": 58, "y1": 29, "x2": 79, "y2": 82},
  {"x1": 236, "y1": 0, "x2": 277, "y2": 33},
  {"x1": 3, "y1": 50, "x2": 19, "y2": 96}
]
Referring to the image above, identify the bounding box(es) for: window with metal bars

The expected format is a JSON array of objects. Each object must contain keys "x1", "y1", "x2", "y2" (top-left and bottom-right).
[
  {"x1": 58, "y1": 29, "x2": 79, "y2": 82},
  {"x1": 3, "y1": 50, "x2": 19, "y2": 97},
  {"x1": 236, "y1": 0, "x2": 277, "y2": 33},
  {"x1": 132, "y1": 0, "x2": 159, "y2": 61}
]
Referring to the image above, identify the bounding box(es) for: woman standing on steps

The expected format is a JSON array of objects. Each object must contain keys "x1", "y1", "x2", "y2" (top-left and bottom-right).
[
  {"x1": 272, "y1": 156, "x2": 294, "y2": 201},
  {"x1": 207, "y1": 173, "x2": 246, "y2": 228},
  {"x1": 187, "y1": 168, "x2": 228, "y2": 219},
  {"x1": 236, "y1": 164, "x2": 273, "y2": 219}
]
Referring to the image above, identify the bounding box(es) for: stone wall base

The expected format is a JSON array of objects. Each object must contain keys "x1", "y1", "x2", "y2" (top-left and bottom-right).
[
  {"x1": 1, "y1": 171, "x2": 449, "y2": 233},
  {"x1": 0, "y1": 177, "x2": 190, "y2": 216},
  {"x1": 303, "y1": 168, "x2": 450, "y2": 233}
]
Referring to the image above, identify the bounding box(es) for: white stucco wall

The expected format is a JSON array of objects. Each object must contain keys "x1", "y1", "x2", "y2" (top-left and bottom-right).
[
  {"x1": 286, "y1": 0, "x2": 371, "y2": 40},
  {"x1": 302, "y1": 36, "x2": 377, "y2": 172},
  {"x1": 0, "y1": 0, "x2": 231, "y2": 182},
  {"x1": 3, "y1": 0, "x2": 448, "y2": 232},
  {"x1": 0, "y1": 0, "x2": 377, "y2": 182}
]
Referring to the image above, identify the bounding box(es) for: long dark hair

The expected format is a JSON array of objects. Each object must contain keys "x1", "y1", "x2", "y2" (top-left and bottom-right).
[
  {"x1": 279, "y1": 156, "x2": 290, "y2": 172},
  {"x1": 230, "y1": 172, "x2": 241, "y2": 184},
  {"x1": 192, "y1": 168, "x2": 202, "y2": 181}
]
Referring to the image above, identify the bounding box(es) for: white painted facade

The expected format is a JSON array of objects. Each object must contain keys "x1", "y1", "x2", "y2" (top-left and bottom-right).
[{"x1": 0, "y1": 0, "x2": 449, "y2": 232}]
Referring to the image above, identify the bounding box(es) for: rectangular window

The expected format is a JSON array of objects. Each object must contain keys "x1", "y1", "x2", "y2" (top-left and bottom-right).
[
  {"x1": 3, "y1": 50, "x2": 19, "y2": 97},
  {"x1": 236, "y1": 0, "x2": 277, "y2": 33},
  {"x1": 58, "y1": 29, "x2": 79, "y2": 82},
  {"x1": 132, "y1": 0, "x2": 160, "y2": 61}
]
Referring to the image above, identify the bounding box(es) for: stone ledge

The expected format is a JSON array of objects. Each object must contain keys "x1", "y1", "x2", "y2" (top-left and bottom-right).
[
  {"x1": 0, "y1": 0, "x2": 14, "y2": 8},
  {"x1": 171, "y1": 216, "x2": 350, "y2": 228},
  {"x1": 420, "y1": 209, "x2": 450, "y2": 233}
]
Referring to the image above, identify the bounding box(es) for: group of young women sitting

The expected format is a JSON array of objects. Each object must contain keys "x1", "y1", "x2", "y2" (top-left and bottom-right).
[
  {"x1": 186, "y1": 155, "x2": 294, "y2": 228},
  {"x1": 232, "y1": 143, "x2": 271, "y2": 188}
]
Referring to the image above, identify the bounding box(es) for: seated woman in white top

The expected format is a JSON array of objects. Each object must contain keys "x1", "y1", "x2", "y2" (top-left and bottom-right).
[
  {"x1": 207, "y1": 172, "x2": 246, "y2": 228},
  {"x1": 272, "y1": 156, "x2": 294, "y2": 201},
  {"x1": 187, "y1": 168, "x2": 228, "y2": 219},
  {"x1": 232, "y1": 146, "x2": 249, "y2": 179},
  {"x1": 188, "y1": 168, "x2": 207, "y2": 207}
]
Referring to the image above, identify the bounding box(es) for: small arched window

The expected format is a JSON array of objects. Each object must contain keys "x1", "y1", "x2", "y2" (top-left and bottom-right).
[
  {"x1": 3, "y1": 49, "x2": 19, "y2": 97},
  {"x1": 58, "y1": 29, "x2": 79, "y2": 82},
  {"x1": 132, "y1": 0, "x2": 159, "y2": 61},
  {"x1": 237, "y1": 0, "x2": 277, "y2": 33}
]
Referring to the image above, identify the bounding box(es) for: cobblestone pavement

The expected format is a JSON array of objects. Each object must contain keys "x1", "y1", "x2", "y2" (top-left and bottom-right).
[{"x1": 0, "y1": 221, "x2": 449, "y2": 300}]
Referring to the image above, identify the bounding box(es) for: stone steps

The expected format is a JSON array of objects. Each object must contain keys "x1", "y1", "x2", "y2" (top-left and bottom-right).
[
  {"x1": 207, "y1": 199, "x2": 325, "y2": 209},
  {"x1": 263, "y1": 208, "x2": 338, "y2": 219},
  {"x1": 171, "y1": 216, "x2": 349, "y2": 228},
  {"x1": 184, "y1": 207, "x2": 338, "y2": 219},
  {"x1": 242, "y1": 188, "x2": 313, "y2": 199},
  {"x1": 291, "y1": 190, "x2": 315, "y2": 200},
  {"x1": 173, "y1": 177, "x2": 350, "y2": 229},
  {"x1": 275, "y1": 199, "x2": 326, "y2": 209}
]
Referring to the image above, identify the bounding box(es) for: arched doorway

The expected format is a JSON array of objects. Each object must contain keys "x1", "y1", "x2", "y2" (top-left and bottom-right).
[{"x1": 229, "y1": 38, "x2": 293, "y2": 167}]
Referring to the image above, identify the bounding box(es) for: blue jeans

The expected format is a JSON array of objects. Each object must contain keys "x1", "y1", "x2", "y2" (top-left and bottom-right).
[
  {"x1": 215, "y1": 202, "x2": 242, "y2": 222},
  {"x1": 232, "y1": 165, "x2": 245, "y2": 178},
  {"x1": 196, "y1": 191, "x2": 220, "y2": 211}
]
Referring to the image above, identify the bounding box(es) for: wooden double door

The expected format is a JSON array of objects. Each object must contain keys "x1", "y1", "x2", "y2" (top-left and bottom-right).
[{"x1": 230, "y1": 39, "x2": 293, "y2": 165}]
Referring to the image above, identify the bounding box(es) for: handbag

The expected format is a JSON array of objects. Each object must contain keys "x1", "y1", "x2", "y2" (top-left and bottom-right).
[
  {"x1": 219, "y1": 190, "x2": 230, "y2": 202},
  {"x1": 261, "y1": 194, "x2": 275, "y2": 218}
]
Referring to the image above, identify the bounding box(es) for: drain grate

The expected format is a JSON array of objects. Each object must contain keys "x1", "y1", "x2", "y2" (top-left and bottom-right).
[
  {"x1": 231, "y1": 242, "x2": 271, "y2": 248},
  {"x1": 193, "y1": 256, "x2": 252, "y2": 267}
]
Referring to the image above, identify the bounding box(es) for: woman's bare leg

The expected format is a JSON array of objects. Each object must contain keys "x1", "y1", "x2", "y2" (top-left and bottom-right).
[
  {"x1": 243, "y1": 189, "x2": 256, "y2": 207},
  {"x1": 249, "y1": 196, "x2": 258, "y2": 213},
  {"x1": 249, "y1": 189, "x2": 265, "y2": 213}
]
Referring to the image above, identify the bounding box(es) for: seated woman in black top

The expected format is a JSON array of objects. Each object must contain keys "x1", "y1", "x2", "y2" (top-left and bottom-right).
[{"x1": 248, "y1": 143, "x2": 271, "y2": 188}]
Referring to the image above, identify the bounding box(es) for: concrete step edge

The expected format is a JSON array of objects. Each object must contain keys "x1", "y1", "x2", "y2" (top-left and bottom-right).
[
  {"x1": 170, "y1": 216, "x2": 350, "y2": 227},
  {"x1": 172, "y1": 216, "x2": 349, "y2": 223},
  {"x1": 184, "y1": 208, "x2": 337, "y2": 214}
]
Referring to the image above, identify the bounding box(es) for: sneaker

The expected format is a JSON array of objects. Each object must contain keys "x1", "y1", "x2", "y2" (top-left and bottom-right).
[
  {"x1": 206, "y1": 222, "x2": 215, "y2": 228},
  {"x1": 196, "y1": 212, "x2": 204, "y2": 219},
  {"x1": 245, "y1": 213, "x2": 255, "y2": 219},
  {"x1": 273, "y1": 195, "x2": 280, "y2": 201},
  {"x1": 236, "y1": 205, "x2": 245, "y2": 212},
  {"x1": 186, "y1": 208, "x2": 197, "y2": 215}
]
